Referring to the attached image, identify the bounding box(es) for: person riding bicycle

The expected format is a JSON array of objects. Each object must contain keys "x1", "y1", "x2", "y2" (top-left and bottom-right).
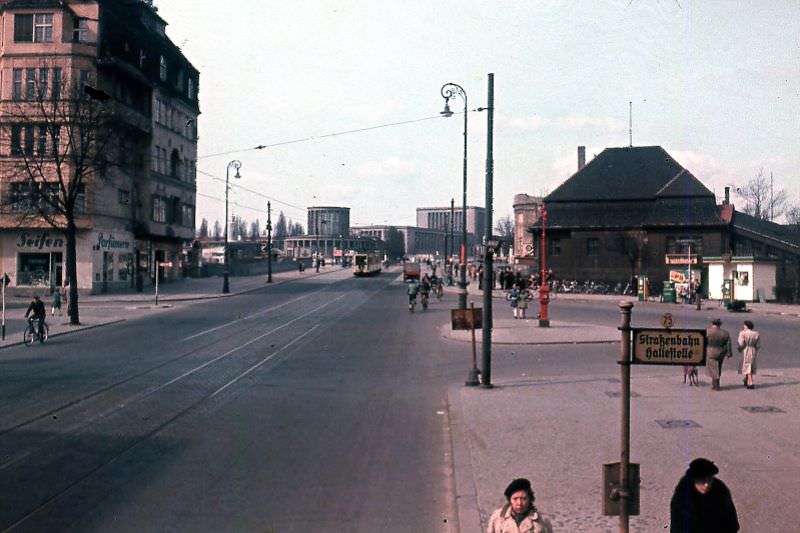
[
  {"x1": 25, "y1": 295, "x2": 47, "y2": 338},
  {"x1": 420, "y1": 276, "x2": 431, "y2": 298},
  {"x1": 407, "y1": 278, "x2": 420, "y2": 305}
]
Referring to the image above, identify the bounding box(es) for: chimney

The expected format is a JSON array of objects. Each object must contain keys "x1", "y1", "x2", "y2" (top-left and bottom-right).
[
  {"x1": 577, "y1": 146, "x2": 586, "y2": 171},
  {"x1": 724, "y1": 186, "x2": 730, "y2": 205}
]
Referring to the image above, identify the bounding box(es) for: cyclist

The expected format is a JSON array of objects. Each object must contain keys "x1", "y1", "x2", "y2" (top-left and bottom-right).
[
  {"x1": 419, "y1": 276, "x2": 431, "y2": 309},
  {"x1": 25, "y1": 295, "x2": 47, "y2": 340},
  {"x1": 407, "y1": 278, "x2": 420, "y2": 308}
]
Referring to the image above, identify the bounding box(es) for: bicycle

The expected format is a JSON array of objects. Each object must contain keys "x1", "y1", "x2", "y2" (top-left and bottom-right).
[
  {"x1": 23, "y1": 317, "x2": 49, "y2": 346},
  {"x1": 408, "y1": 294, "x2": 417, "y2": 313},
  {"x1": 420, "y1": 291, "x2": 429, "y2": 311}
]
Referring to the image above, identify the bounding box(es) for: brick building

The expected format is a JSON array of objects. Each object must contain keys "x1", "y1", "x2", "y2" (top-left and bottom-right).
[{"x1": 0, "y1": 0, "x2": 199, "y2": 293}]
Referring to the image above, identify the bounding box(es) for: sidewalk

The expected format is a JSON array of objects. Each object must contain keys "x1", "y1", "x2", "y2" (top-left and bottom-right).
[
  {"x1": 0, "y1": 264, "x2": 341, "y2": 348},
  {"x1": 444, "y1": 282, "x2": 800, "y2": 532}
]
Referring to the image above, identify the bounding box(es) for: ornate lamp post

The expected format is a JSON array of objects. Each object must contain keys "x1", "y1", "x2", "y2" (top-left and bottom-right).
[
  {"x1": 538, "y1": 204, "x2": 550, "y2": 327},
  {"x1": 222, "y1": 160, "x2": 241, "y2": 294},
  {"x1": 440, "y1": 82, "x2": 469, "y2": 309}
]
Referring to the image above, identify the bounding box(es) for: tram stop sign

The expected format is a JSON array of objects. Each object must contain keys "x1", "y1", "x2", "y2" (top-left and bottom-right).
[{"x1": 631, "y1": 328, "x2": 707, "y2": 365}]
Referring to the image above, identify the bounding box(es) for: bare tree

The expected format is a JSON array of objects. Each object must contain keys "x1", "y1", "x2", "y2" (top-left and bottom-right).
[
  {"x1": 735, "y1": 168, "x2": 789, "y2": 221},
  {"x1": 1, "y1": 71, "x2": 120, "y2": 324},
  {"x1": 198, "y1": 217, "x2": 209, "y2": 238},
  {"x1": 786, "y1": 205, "x2": 800, "y2": 225},
  {"x1": 609, "y1": 230, "x2": 649, "y2": 282},
  {"x1": 212, "y1": 219, "x2": 222, "y2": 239},
  {"x1": 493, "y1": 215, "x2": 514, "y2": 255}
]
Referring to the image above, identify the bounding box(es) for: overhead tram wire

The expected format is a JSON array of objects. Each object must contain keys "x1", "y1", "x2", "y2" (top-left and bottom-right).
[
  {"x1": 196, "y1": 168, "x2": 307, "y2": 215},
  {"x1": 195, "y1": 110, "x2": 478, "y2": 160}
]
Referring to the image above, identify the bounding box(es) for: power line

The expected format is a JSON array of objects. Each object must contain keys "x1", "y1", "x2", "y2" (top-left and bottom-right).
[
  {"x1": 196, "y1": 111, "x2": 470, "y2": 160},
  {"x1": 196, "y1": 169, "x2": 308, "y2": 214}
]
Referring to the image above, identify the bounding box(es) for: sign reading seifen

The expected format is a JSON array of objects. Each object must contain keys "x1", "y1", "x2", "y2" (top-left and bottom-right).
[{"x1": 631, "y1": 328, "x2": 707, "y2": 366}]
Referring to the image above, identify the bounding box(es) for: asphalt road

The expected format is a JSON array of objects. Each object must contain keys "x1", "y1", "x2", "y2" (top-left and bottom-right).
[
  {"x1": 0, "y1": 268, "x2": 464, "y2": 532},
  {"x1": 2, "y1": 271, "x2": 797, "y2": 532}
]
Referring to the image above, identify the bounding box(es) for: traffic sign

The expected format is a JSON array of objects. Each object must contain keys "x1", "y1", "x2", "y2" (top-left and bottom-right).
[
  {"x1": 631, "y1": 328, "x2": 706, "y2": 365},
  {"x1": 159, "y1": 262, "x2": 173, "y2": 268}
]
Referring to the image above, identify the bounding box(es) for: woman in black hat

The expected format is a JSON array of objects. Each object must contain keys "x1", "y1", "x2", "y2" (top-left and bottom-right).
[
  {"x1": 486, "y1": 478, "x2": 553, "y2": 533},
  {"x1": 670, "y1": 458, "x2": 739, "y2": 532}
]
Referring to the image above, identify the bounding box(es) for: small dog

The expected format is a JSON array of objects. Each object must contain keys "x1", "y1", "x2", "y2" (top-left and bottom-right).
[{"x1": 683, "y1": 366, "x2": 699, "y2": 386}]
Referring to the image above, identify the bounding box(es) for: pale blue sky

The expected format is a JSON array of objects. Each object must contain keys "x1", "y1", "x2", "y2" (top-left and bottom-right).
[{"x1": 155, "y1": 0, "x2": 800, "y2": 229}]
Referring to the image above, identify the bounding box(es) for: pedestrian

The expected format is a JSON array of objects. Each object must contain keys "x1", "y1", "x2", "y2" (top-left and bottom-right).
[
  {"x1": 705, "y1": 318, "x2": 732, "y2": 390},
  {"x1": 737, "y1": 320, "x2": 760, "y2": 389},
  {"x1": 509, "y1": 285, "x2": 520, "y2": 319},
  {"x1": 51, "y1": 284, "x2": 63, "y2": 316},
  {"x1": 670, "y1": 458, "x2": 739, "y2": 533},
  {"x1": 487, "y1": 477, "x2": 553, "y2": 533},
  {"x1": 517, "y1": 288, "x2": 530, "y2": 319}
]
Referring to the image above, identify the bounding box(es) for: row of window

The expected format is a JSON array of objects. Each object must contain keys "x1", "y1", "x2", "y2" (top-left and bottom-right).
[
  {"x1": 9, "y1": 124, "x2": 59, "y2": 157},
  {"x1": 539, "y1": 236, "x2": 706, "y2": 257},
  {"x1": 14, "y1": 12, "x2": 196, "y2": 103},
  {"x1": 152, "y1": 195, "x2": 194, "y2": 227},
  {"x1": 12, "y1": 67, "x2": 63, "y2": 101},
  {"x1": 153, "y1": 97, "x2": 195, "y2": 139},
  {"x1": 8, "y1": 181, "x2": 85, "y2": 213},
  {"x1": 151, "y1": 145, "x2": 196, "y2": 183},
  {"x1": 14, "y1": 14, "x2": 88, "y2": 43}
]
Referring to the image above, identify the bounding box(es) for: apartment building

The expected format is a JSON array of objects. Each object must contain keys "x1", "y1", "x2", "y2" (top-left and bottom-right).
[{"x1": 0, "y1": 0, "x2": 199, "y2": 293}]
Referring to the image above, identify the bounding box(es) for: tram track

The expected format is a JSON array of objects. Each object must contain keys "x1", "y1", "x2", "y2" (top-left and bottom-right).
[{"x1": 0, "y1": 274, "x2": 392, "y2": 530}]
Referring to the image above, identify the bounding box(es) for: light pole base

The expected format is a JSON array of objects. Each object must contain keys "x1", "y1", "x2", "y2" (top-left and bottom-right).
[
  {"x1": 457, "y1": 284, "x2": 468, "y2": 310},
  {"x1": 222, "y1": 272, "x2": 230, "y2": 294},
  {"x1": 539, "y1": 319, "x2": 550, "y2": 327},
  {"x1": 465, "y1": 367, "x2": 481, "y2": 387}
]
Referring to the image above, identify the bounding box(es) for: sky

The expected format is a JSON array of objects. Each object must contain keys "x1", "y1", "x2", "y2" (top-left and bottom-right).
[{"x1": 154, "y1": 0, "x2": 800, "y2": 231}]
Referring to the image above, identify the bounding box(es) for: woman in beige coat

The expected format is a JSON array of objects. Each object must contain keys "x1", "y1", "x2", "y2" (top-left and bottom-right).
[
  {"x1": 737, "y1": 320, "x2": 760, "y2": 389},
  {"x1": 487, "y1": 478, "x2": 554, "y2": 533}
]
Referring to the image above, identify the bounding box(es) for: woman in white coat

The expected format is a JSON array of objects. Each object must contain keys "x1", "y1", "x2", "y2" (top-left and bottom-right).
[{"x1": 737, "y1": 320, "x2": 760, "y2": 389}]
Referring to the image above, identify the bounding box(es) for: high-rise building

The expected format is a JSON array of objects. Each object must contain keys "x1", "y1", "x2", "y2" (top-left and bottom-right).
[{"x1": 0, "y1": 0, "x2": 199, "y2": 293}]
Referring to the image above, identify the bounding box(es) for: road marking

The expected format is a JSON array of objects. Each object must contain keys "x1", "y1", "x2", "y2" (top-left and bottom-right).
[
  {"x1": 211, "y1": 325, "x2": 319, "y2": 398},
  {"x1": 0, "y1": 294, "x2": 345, "y2": 472},
  {"x1": 181, "y1": 293, "x2": 311, "y2": 341}
]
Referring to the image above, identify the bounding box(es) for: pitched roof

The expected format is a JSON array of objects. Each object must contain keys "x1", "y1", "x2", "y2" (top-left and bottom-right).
[
  {"x1": 731, "y1": 211, "x2": 800, "y2": 250},
  {"x1": 546, "y1": 146, "x2": 714, "y2": 202}
]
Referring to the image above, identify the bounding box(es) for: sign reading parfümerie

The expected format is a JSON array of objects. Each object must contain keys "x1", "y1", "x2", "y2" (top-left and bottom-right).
[{"x1": 631, "y1": 328, "x2": 706, "y2": 366}]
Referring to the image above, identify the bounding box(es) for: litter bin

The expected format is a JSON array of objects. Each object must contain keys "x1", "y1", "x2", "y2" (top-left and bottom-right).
[{"x1": 661, "y1": 281, "x2": 676, "y2": 303}]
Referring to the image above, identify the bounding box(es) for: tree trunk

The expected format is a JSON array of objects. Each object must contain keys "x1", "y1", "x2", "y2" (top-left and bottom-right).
[{"x1": 65, "y1": 221, "x2": 80, "y2": 325}]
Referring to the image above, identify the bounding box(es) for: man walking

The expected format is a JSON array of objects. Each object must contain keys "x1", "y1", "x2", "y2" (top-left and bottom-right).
[{"x1": 706, "y1": 318, "x2": 732, "y2": 391}]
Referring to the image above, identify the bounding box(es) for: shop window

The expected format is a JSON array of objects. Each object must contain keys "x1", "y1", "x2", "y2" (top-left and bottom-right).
[
  {"x1": 118, "y1": 253, "x2": 131, "y2": 281},
  {"x1": 17, "y1": 252, "x2": 62, "y2": 287}
]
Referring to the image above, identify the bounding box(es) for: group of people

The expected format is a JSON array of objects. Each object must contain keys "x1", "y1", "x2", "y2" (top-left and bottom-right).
[
  {"x1": 705, "y1": 318, "x2": 761, "y2": 390},
  {"x1": 489, "y1": 458, "x2": 740, "y2": 532}
]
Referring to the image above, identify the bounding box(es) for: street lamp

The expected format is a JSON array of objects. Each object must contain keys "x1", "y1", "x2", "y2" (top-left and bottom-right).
[
  {"x1": 440, "y1": 82, "x2": 469, "y2": 309},
  {"x1": 222, "y1": 159, "x2": 241, "y2": 294}
]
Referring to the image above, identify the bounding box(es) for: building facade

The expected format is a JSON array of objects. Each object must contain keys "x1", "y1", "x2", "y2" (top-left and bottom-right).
[
  {"x1": 512, "y1": 193, "x2": 541, "y2": 265},
  {"x1": 0, "y1": 0, "x2": 199, "y2": 294},
  {"x1": 351, "y1": 225, "x2": 446, "y2": 259},
  {"x1": 416, "y1": 205, "x2": 485, "y2": 259},
  {"x1": 536, "y1": 145, "x2": 800, "y2": 301}
]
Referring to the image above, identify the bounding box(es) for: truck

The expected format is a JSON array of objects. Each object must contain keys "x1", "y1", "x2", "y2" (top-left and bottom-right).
[{"x1": 403, "y1": 261, "x2": 420, "y2": 282}]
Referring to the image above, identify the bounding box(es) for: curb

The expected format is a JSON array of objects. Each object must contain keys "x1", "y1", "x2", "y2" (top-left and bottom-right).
[
  {"x1": 0, "y1": 318, "x2": 126, "y2": 350},
  {"x1": 447, "y1": 385, "x2": 483, "y2": 533}
]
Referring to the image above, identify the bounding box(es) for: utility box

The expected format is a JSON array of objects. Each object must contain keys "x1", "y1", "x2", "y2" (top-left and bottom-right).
[
  {"x1": 661, "y1": 281, "x2": 676, "y2": 303},
  {"x1": 602, "y1": 462, "x2": 640, "y2": 516}
]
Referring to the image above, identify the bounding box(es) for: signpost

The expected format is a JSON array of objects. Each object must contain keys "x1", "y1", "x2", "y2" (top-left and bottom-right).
[
  {"x1": 604, "y1": 304, "x2": 707, "y2": 532},
  {"x1": 155, "y1": 261, "x2": 172, "y2": 306},
  {"x1": 452, "y1": 303, "x2": 482, "y2": 386}
]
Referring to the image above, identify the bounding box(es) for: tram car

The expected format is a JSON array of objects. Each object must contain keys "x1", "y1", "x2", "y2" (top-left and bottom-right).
[{"x1": 353, "y1": 251, "x2": 383, "y2": 276}]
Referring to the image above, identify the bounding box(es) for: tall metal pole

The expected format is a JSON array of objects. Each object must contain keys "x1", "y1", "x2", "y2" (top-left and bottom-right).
[
  {"x1": 266, "y1": 201, "x2": 273, "y2": 283},
  {"x1": 222, "y1": 160, "x2": 241, "y2": 294},
  {"x1": 450, "y1": 198, "x2": 455, "y2": 283},
  {"x1": 481, "y1": 73, "x2": 494, "y2": 389},
  {"x1": 618, "y1": 301, "x2": 633, "y2": 533},
  {"x1": 440, "y1": 83, "x2": 469, "y2": 310}
]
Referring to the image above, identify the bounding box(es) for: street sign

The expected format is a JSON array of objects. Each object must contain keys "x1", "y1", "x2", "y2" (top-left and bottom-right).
[
  {"x1": 660, "y1": 313, "x2": 674, "y2": 329},
  {"x1": 631, "y1": 328, "x2": 706, "y2": 365},
  {"x1": 451, "y1": 308, "x2": 482, "y2": 330},
  {"x1": 159, "y1": 262, "x2": 173, "y2": 268}
]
